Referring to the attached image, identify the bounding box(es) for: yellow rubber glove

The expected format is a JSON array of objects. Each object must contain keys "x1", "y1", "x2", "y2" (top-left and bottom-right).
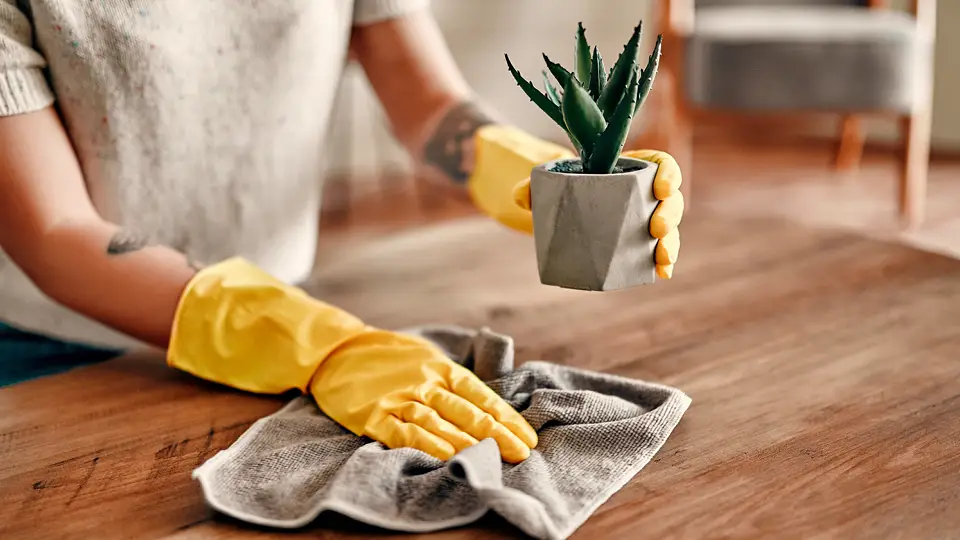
[
  {"x1": 467, "y1": 124, "x2": 575, "y2": 233},
  {"x1": 168, "y1": 257, "x2": 537, "y2": 463},
  {"x1": 309, "y1": 330, "x2": 538, "y2": 464}
]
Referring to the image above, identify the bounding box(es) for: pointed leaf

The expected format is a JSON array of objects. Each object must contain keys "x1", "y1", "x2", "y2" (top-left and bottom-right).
[
  {"x1": 574, "y1": 22, "x2": 592, "y2": 84},
  {"x1": 588, "y1": 46, "x2": 606, "y2": 101},
  {"x1": 543, "y1": 54, "x2": 574, "y2": 89},
  {"x1": 543, "y1": 70, "x2": 561, "y2": 106},
  {"x1": 635, "y1": 34, "x2": 662, "y2": 114},
  {"x1": 597, "y1": 21, "x2": 642, "y2": 120},
  {"x1": 587, "y1": 64, "x2": 638, "y2": 174},
  {"x1": 561, "y1": 74, "x2": 606, "y2": 159},
  {"x1": 505, "y1": 54, "x2": 566, "y2": 131}
]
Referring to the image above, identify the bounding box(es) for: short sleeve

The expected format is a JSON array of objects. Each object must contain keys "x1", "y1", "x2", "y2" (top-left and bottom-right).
[
  {"x1": 0, "y1": 0, "x2": 55, "y2": 116},
  {"x1": 352, "y1": 0, "x2": 431, "y2": 26}
]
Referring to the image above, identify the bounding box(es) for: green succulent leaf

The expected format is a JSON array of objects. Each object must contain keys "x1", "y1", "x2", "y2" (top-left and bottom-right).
[
  {"x1": 543, "y1": 70, "x2": 561, "y2": 106},
  {"x1": 635, "y1": 34, "x2": 662, "y2": 114},
  {"x1": 587, "y1": 63, "x2": 638, "y2": 174},
  {"x1": 561, "y1": 74, "x2": 606, "y2": 158},
  {"x1": 597, "y1": 21, "x2": 642, "y2": 120},
  {"x1": 505, "y1": 54, "x2": 567, "y2": 130},
  {"x1": 574, "y1": 22, "x2": 592, "y2": 84},
  {"x1": 504, "y1": 19, "x2": 662, "y2": 174},
  {"x1": 588, "y1": 46, "x2": 605, "y2": 101},
  {"x1": 543, "y1": 54, "x2": 574, "y2": 89}
]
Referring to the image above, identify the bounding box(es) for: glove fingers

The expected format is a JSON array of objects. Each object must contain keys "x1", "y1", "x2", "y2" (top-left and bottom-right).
[
  {"x1": 656, "y1": 264, "x2": 674, "y2": 279},
  {"x1": 513, "y1": 177, "x2": 532, "y2": 211},
  {"x1": 368, "y1": 415, "x2": 457, "y2": 461},
  {"x1": 426, "y1": 387, "x2": 532, "y2": 464},
  {"x1": 650, "y1": 192, "x2": 684, "y2": 239},
  {"x1": 448, "y1": 374, "x2": 538, "y2": 449},
  {"x1": 655, "y1": 228, "x2": 680, "y2": 265},
  {"x1": 652, "y1": 155, "x2": 682, "y2": 200},
  {"x1": 620, "y1": 149, "x2": 682, "y2": 200},
  {"x1": 396, "y1": 401, "x2": 479, "y2": 453}
]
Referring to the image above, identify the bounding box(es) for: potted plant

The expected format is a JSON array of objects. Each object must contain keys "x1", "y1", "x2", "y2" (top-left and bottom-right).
[{"x1": 505, "y1": 21, "x2": 663, "y2": 291}]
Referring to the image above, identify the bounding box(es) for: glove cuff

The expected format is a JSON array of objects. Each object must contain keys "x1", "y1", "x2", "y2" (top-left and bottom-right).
[
  {"x1": 467, "y1": 124, "x2": 574, "y2": 233},
  {"x1": 167, "y1": 257, "x2": 368, "y2": 394}
]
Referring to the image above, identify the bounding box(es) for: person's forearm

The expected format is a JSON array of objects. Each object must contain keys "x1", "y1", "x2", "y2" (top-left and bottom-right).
[
  {"x1": 19, "y1": 220, "x2": 197, "y2": 348},
  {"x1": 0, "y1": 107, "x2": 195, "y2": 348},
  {"x1": 351, "y1": 11, "x2": 503, "y2": 185}
]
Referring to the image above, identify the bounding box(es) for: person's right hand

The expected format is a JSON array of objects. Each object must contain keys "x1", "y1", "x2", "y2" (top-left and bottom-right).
[
  {"x1": 167, "y1": 257, "x2": 536, "y2": 464},
  {"x1": 309, "y1": 329, "x2": 538, "y2": 463}
]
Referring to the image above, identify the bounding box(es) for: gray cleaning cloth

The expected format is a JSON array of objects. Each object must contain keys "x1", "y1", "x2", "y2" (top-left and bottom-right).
[{"x1": 192, "y1": 325, "x2": 691, "y2": 540}]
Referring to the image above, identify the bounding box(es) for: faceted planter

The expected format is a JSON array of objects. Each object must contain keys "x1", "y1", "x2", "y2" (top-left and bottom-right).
[{"x1": 530, "y1": 156, "x2": 659, "y2": 291}]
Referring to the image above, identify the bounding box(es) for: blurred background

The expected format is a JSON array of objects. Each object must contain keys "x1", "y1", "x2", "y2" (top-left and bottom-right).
[
  {"x1": 325, "y1": 0, "x2": 672, "y2": 176},
  {"x1": 321, "y1": 0, "x2": 959, "y2": 256}
]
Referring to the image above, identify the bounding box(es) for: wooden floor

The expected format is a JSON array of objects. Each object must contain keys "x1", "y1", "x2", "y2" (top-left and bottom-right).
[{"x1": 1, "y1": 142, "x2": 959, "y2": 540}]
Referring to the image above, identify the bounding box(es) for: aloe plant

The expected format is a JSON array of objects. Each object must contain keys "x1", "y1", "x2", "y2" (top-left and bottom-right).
[{"x1": 505, "y1": 21, "x2": 662, "y2": 174}]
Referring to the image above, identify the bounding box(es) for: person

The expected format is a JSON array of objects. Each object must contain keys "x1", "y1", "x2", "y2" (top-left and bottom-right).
[{"x1": 0, "y1": 1, "x2": 683, "y2": 463}]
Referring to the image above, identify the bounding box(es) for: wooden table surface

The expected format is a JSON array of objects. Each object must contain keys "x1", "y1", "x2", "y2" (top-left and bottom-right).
[{"x1": 2, "y1": 199, "x2": 960, "y2": 540}]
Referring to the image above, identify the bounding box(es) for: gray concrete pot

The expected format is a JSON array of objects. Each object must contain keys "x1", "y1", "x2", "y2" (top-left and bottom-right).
[{"x1": 530, "y1": 156, "x2": 660, "y2": 291}]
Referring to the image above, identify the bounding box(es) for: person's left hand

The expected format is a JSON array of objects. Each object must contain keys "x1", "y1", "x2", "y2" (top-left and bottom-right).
[
  {"x1": 466, "y1": 125, "x2": 683, "y2": 279},
  {"x1": 511, "y1": 149, "x2": 683, "y2": 279}
]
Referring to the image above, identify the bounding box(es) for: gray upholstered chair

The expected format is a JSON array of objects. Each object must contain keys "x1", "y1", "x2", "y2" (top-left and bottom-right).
[{"x1": 652, "y1": 0, "x2": 937, "y2": 227}]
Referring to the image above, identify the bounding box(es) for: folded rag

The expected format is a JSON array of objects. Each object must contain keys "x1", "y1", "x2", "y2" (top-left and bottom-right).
[{"x1": 192, "y1": 325, "x2": 691, "y2": 540}]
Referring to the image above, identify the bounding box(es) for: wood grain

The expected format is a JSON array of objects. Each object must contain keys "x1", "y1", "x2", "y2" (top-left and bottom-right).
[{"x1": 2, "y1": 173, "x2": 960, "y2": 539}]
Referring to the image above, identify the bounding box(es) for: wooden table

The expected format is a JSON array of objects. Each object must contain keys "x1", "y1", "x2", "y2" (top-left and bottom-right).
[{"x1": 2, "y1": 205, "x2": 960, "y2": 539}]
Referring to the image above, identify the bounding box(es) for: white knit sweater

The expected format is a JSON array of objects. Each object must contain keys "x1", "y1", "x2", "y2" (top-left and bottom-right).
[{"x1": 0, "y1": 0, "x2": 429, "y2": 349}]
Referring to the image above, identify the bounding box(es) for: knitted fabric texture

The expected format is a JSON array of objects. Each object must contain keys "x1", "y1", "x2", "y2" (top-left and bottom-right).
[{"x1": 0, "y1": 0, "x2": 429, "y2": 349}]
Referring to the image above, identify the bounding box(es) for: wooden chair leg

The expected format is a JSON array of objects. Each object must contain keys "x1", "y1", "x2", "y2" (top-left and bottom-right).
[
  {"x1": 836, "y1": 115, "x2": 865, "y2": 171},
  {"x1": 899, "y1": 109, "x2": 932, "y2": 229}
]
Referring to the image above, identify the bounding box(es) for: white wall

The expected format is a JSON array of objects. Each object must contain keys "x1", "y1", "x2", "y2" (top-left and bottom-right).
[{"x1": 931, "y1": 0, "x2": 960, "y2": 148}]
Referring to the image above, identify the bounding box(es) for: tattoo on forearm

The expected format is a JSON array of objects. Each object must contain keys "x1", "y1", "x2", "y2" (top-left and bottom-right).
[
  {"x1": 106, "y1": 229, "x2": 151, "y2": 255},
  {"x1": 422, "y1": 101, "x2": 494, "y2": 185}
]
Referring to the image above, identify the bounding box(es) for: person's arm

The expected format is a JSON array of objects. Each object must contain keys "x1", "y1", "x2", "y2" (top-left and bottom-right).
[
  {"x1": 0, "y1": 107, "x2": 197, "y2": 347},
  {"x1": 351, "y1": 10, "x2": 683, "y2": 277},
  {"x1": 349, "y1": 9, "x2": 576, "y2": 235},
  {"x1": 348, "y1": 10, "x2": 504, "y2": 186},
  {"x1": 0, "y1": 106, "x2": 538, "y2": 462}
]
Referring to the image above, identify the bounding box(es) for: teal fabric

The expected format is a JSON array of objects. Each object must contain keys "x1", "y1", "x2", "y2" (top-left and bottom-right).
[{"x1": 0, "y1": 321, "x2": 124, "y2": 387}]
